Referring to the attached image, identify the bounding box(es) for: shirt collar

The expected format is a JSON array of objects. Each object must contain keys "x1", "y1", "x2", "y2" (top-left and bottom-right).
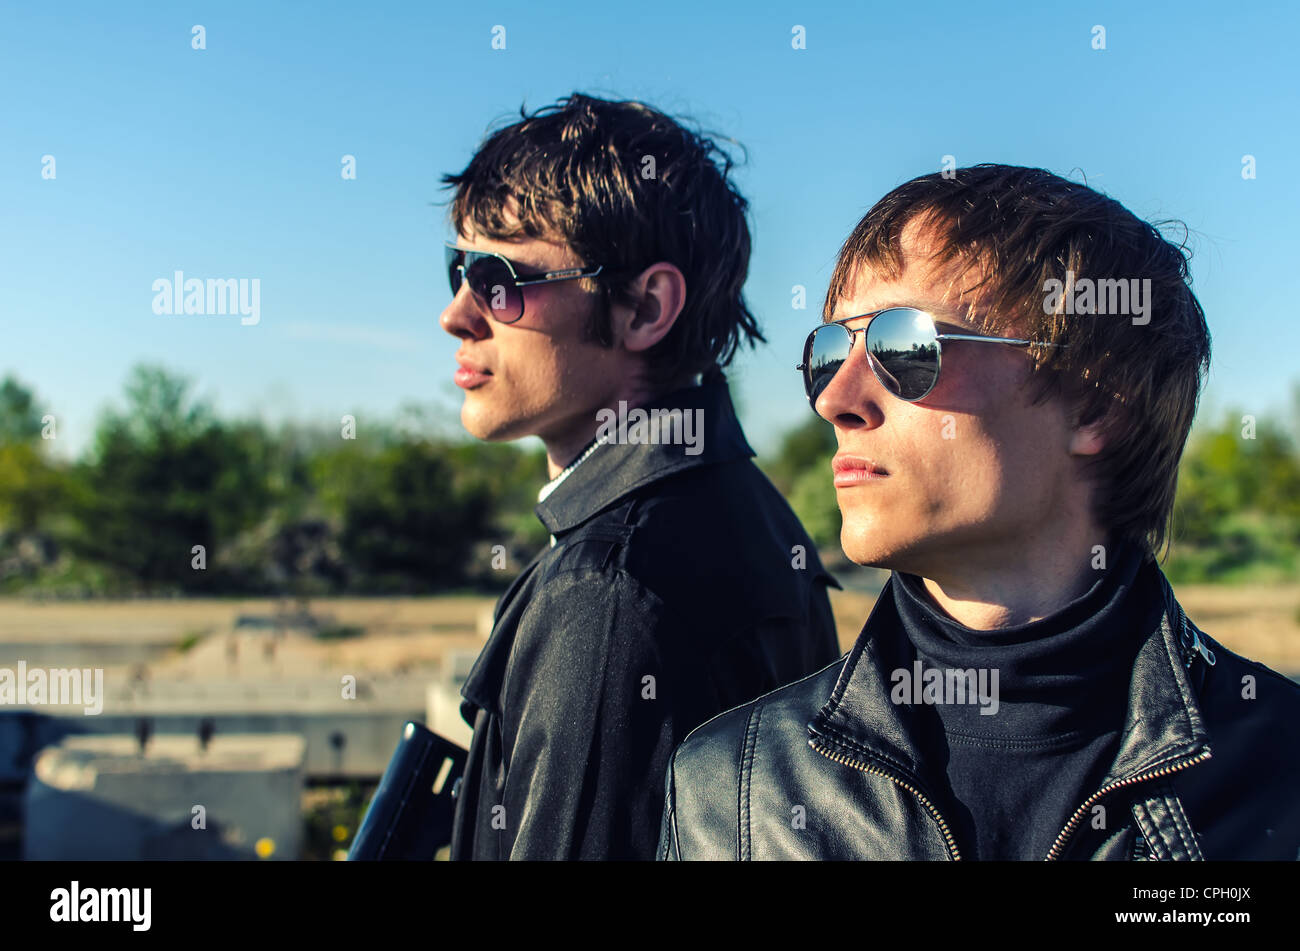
[{"x1": 534, "y1": 376, "x2": 755, "y2": 535}]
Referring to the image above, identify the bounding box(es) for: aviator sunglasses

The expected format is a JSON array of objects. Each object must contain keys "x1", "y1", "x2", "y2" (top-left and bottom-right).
[
  {"x1": 798, "y1": 307, "x2": 1065, "y2": 408},
  {"x1": 445, "y1": 243, "x2": 604, "y2": 324}
]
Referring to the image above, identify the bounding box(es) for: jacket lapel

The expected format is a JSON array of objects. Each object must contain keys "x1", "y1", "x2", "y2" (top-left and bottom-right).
[
  {"x1": 808, "y1": 566, "x2": 1213, "y2": 813},
  {"x1": 1096, "y1": 568, "x2": 1212, "y2": 787},
  {"x1": 807, "y1": 576, "x2": 945, "y2": 787}
]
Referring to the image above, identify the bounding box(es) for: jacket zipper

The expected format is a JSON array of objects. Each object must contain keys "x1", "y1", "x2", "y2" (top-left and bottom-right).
[
  {"x1": 807, "y1": 594, "x2": 1211, "y2": 862},
  {"x1": 1047, "y1": 603, "x2": 1213, "y2": 860},
  {"x1": 1043, "y1": 749, "x2": 1211, "y2": 860},
  {"x1": 812, "y1": 739, "x2": 962, "y2": 861}
]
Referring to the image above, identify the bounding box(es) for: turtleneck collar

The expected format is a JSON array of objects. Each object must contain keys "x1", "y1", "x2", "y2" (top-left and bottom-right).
[{"x1": 891, "y1": 539, "x2": 1160, "y2": 741}]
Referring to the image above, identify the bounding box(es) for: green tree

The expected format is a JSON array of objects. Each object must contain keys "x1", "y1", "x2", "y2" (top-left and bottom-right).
[
  {"x1": 759, "y1": 414, "x2": 841, "y2": 549},
  {"x1": 0, "y1": 443, "x2": 66, "y2": 533},
  {"x1": 1169, "y1": 409, "x2": 1300, "y2": 582},
  {"x1": 338, "y1": 441, "x2": 497, "y2": 592},
  {"x1": 0, "y1": 376, "x2": 67, "y2": 548},
  {"x1": 0, "y1": 376, "x2": 46, "y2": 444},
  {"x1": 69, "y1": 365, "x2": 276, "y2": 592}
]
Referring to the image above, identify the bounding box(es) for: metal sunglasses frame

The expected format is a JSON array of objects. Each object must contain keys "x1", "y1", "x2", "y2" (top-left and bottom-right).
[
  {"x1": 797, "y1": 306, "x2": 1067, "y2": 405},
  {"x1": 445, "y1": 242, "x2": 604, "y2": 323}
]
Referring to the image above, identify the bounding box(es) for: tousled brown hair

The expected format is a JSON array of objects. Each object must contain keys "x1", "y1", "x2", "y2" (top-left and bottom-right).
[
  {"x1": 442, "y1": 93, "x2": 763, "y2": 388},
  {"x1": 825, "y1": 164, "x2": 1212, "y2": 559}
]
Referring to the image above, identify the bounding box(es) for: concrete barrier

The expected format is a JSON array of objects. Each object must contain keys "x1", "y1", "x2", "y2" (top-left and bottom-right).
[{"x1": 25, "y1": 733, "x2": 305, "y2": 860}]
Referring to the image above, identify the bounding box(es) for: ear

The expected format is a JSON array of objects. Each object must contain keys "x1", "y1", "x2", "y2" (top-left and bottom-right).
[
  {"x1": 1068, "y1": 408, "x2": 1108, "y2": 457},
  {"x1": 613, "y1": 262, "x2": 687, "y2": 354}
]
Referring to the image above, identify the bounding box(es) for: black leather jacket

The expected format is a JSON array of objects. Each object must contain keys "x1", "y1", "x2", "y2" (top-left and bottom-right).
[
  {"x1": 659, "y1": 569, "x2": 1300, "y2": 860},
  {"x1": 451, "y1": 377, "x2": 841, "y2": 860}
]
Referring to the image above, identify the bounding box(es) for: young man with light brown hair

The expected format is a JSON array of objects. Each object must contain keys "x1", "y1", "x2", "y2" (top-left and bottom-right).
[{"x1": 659, "y1": 164, "x2": 1300, "y2": 861}]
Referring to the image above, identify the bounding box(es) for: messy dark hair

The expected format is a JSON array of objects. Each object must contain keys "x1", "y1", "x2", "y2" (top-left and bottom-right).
[
  {"x1": 442, "y1": 92, "x2": 764, "y2": 388},
  {"x1": 825, "y1": 164, "x2": 1212, "y2": 559}
]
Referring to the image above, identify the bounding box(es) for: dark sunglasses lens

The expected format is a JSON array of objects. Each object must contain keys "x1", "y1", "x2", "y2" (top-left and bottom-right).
[
  {"x1": 445, "y1": 246, "x2": 463, "y2": 295},
  {"x1": 867, "y1": 308, "x2": 939, "y2": 400},
  {"x1": 805, "y1": 323, "x2": 852, "y2": 405},
  {"x1": 457, "y1": 251, "x2": 524, "y2": 322}
]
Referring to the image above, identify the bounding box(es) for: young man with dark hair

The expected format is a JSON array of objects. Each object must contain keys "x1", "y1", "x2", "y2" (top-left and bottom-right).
[
  {"x1": 659, "y1": 164, "x2": 1300, "y2": 861},
  {"x1": 439, "y1": 93, "x2": 841, "y2": 860}
]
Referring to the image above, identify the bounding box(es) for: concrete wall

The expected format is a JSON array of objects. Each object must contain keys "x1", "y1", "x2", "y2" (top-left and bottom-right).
[{"x1": 24, "y1": 733, "x2": 305, "y2": 860}]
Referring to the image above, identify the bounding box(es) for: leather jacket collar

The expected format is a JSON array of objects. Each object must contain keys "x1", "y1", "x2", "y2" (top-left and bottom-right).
[
  {"x1": 807, "y1": 563, "x2": 1216, "y2": 806},
  {"x1": 534, "y1": 376, "x2": 754, "y2": 535}
]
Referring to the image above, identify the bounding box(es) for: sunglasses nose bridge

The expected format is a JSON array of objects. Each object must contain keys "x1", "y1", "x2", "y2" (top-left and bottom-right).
[
  {"x1": 846, "y1": 327, "x2": 899, "y2": 401},
  {"x1": 807, "y1": 311, "x2": 941, "y2": 413}
]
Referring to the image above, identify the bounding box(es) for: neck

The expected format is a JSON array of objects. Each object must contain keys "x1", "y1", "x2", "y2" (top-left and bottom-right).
[
  {"x1": 541, "y1": 378, "x2": 667, "y2": 479},
  {"x1": 913, "y1": 525, "x2": 1116, "y2": 630}
]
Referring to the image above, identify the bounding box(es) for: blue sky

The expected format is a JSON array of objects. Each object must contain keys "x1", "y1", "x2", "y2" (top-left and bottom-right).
[{"x1": 3, "y1": 0, "x2": 1297, "y2": 460}]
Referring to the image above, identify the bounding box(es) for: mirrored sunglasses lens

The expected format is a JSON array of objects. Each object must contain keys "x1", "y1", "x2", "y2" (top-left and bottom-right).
[
  {"x1": 805, "y1": 323, "x2": 852, "y2": 404},
  {"x1": 867, "y1": 309, "x2": 939, "y2": 400}
]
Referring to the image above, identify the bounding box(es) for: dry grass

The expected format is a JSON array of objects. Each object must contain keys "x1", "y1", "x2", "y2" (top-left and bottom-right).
[
  {"x1": 0, "y1": 596, "x2": 494, "y2": 642},
  {"x1": 0, "y1": 596, "x2": 496, "y2": 677},
  {"x1": 3, "y1": 583, "x2": 1296, "y2": 678}
]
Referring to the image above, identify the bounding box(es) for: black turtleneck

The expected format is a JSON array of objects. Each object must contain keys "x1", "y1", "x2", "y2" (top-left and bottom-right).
[{"x1": 890, "y1": 540, "x2": 1163, "y2": 860}]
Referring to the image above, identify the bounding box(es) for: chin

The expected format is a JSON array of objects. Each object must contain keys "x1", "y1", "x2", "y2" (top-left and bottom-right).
[
  {"x1": 462, "y1": 396, "x2": 547, "y2": 444},
  {"x1": 836, "y1": 502, "x2": 888, "y2": 565},
  {"x1": 840, "y1": 538, "x2": 895, "y2": 570},
  {"x1": 460, "y1": 401, "x2": 510, "y2": 442},
  {"x1": 838, "y1": 518, "x2": 926, "y2": 573}
]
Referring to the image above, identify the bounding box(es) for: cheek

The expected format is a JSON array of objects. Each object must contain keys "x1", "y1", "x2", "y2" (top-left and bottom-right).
[
  {"x1": 919, "y1": 347, "x2": 1043, "y2": 455},
  {"x1": 898, "y1": 366, "x2": 1028, "y2": 513},
  {"x1": 922, "y1": 394, "x2": 1070, "y2": 517},
  {"x1": 927, "y1": 343, "x2": 1011, "y2": 411},
  {"x1": 504, "y1": 338, "x2": 566, "y2": 397},
  {"x1": 902, "y1": 415, "x2": 1005, "y2": 512},
  {"x1": 495, "y1": 319, "x2": 611, "y2": 407}
]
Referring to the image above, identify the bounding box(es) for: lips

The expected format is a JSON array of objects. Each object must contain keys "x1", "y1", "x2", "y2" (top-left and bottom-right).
[
  {"x1": 454, "y1": 354, "x2": 492, "y2": 390},
  {"x1": 832, "y1": 454, "x2": 889, "y2": 487}
]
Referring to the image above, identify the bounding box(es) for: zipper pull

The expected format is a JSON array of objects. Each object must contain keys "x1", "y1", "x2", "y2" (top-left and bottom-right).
[
  {"x1": 1178, "y1": 605, "x2": 1216, "y2": 668},
  {"x1": 1190, "y1": 624, "x2": 1216, "y2": 667}
]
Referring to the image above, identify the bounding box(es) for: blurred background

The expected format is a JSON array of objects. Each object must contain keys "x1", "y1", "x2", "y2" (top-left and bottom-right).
[{"x1": 1, "y1": 0, "x2": 1297, "y2": 859}]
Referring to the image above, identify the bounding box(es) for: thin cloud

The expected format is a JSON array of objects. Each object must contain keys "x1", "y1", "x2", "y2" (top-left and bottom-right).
[{"x1": 280, "y1": 321, "x2": 427, "y2": 352}]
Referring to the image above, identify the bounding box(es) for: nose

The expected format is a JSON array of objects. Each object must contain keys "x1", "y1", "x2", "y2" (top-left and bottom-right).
[
  {"x1": 813, "y1": 332, "x2": 887, "y2": 431},
  {"x1": 439, "y1": 279, "x2": 491, "y2": 342}
]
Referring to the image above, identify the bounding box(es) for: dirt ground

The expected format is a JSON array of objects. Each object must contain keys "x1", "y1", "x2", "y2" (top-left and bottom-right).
[{"x1": 2, "y1": 583, "x2": 1296, "y2": 676}]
